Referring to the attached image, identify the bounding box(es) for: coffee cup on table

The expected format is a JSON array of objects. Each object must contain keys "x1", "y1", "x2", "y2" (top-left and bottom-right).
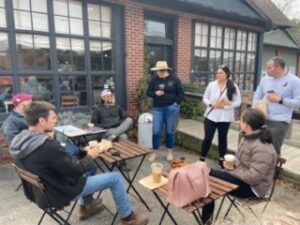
[
  {"x1": 151, "y1": 163, "x2": 163, "y2": 183},
  {"x1": 88, "y1": 140, "x2": 98, "y2": 147},
  {"x1": 88, "y1": 123, "x2": 94, "y2": 128},
  {"x1": 224, "y1": 154, "x2": 236, "y2": 170}
]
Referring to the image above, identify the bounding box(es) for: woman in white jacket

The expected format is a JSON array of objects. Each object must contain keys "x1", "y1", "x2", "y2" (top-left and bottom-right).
[{"x1": 200, "y1": 65, "x2": 241, "y2": 167}]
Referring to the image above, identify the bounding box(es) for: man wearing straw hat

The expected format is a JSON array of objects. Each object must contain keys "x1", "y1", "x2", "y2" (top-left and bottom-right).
[{"x1": 147, "y1": 61, "x2": 184, "y2": 162}]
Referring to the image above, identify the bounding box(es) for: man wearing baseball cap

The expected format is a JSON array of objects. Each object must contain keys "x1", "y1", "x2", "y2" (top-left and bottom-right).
[
  {"x1": 91, "y1": 89, "x2": 133, "y2": 142},
  {"x1": 2, "y1": 93, "x2": 33, "y2": 144}
]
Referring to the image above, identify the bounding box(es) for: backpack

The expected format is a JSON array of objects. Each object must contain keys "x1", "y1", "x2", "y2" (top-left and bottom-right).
[{"x1": 167, "y1": 161, "x2": 211, "y2": 208}]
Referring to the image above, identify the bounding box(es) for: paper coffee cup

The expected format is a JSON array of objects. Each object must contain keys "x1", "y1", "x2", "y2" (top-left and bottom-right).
[
  {"x1": 89, "y1": 140, "x2": 98, "y2": 147},
  {"x1": 224, "y1": 154, "x2": 235, "y2": 169},
  {"x1": 88, "y1": 123, "x2": 94, "y2": 128},
  {"x1": 151, "y1": 163, "x2": 163, "y2": 183}
]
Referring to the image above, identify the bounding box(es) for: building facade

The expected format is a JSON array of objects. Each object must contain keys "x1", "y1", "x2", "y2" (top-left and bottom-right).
[{"x1": 0, "y1": 0, "x2": 276, "y2": 117}]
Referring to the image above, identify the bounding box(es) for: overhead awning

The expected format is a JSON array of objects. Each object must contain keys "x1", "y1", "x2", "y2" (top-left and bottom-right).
[{"x1": 134, "y1": 0, "x2": 272, "y2": 29}]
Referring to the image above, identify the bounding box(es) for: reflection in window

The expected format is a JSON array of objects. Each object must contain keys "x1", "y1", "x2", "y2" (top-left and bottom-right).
[
  {"x1": 0, "y1": 32, "x2": 10, "y2": 70},
  {"x1": 90, "y1": 41, "x2": 112, "y2": 71},
  {"x1": 236, "y1": 30, "x2": 247, "y2": 51},
  {"x1": 144, "y1": 20, "x2": 166, "y2": 38},
  {"x1": 53, "y1": 0, "x2": 83, "y2": 35},
  {"x1": 248, "y1": 32, "x2": 257, "y2": 52},
  {"x1": 223, "y1": 51, "x2": 234, "y2": 70},
  {"x1": 88, "y1": 4, "x2": 111, "y2": 38},
  {"x1": 194, "y1": 49, "x2": 207, "y2": 72},
  {"x1": 19, "y1": 75, "x2": 53, "y2": 101},
  {"x1": 193, "y1": 22, "x2": 258, "y2": 91},
  {"x1": 224, "y1": 28, "x2": 235, "y2": 50},
  {"x1": 16, "y1": 33, "x2": 50, "y2": 70},
  {"x1": 13, "y1": 0, "x2": 48, "y2": 32},
  {"x1": 0, "y1": 0, "x2": 6, "y2": 27},
  {"x1": 209, "y1": 50, "x2": 221, "y2": 72},
  {"x1": 56, "y1": 37, "x2": 85, "y2": 72},
  {"x1": 91, "y1": 76, "x2": 115, "y2": 104},
  {"x1": 210, "y1": 26, "x2": 222, "y2": 48},
  {"x1": 195, "y1": 23, "x2": 208, "y2": 47},
  {"x1": 59, "y1": 76, "x2": 87, "y2": 107},
  {"x1": 0, "y1": 76, "x2": 13, "y2": 113}
]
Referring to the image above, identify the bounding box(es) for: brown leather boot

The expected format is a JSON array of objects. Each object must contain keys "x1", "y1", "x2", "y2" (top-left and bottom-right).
[
  {"x1": 78, "y1": 202, "x2": 104, "y2": 221},
  {"x1": 118, "y1": 212, "x2": 148, "y2": 225}
]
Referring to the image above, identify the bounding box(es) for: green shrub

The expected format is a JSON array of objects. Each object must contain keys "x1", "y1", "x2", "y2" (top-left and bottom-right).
[
  {"x1": 180, "y1": 98, "x2": 204, "y2": 120},
  {"x1": 57, "y1": 111, "x2": 91, "y2": 128}
]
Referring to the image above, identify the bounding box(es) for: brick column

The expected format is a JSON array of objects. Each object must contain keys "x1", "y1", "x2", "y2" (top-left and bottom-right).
[
  {"x1": 124, "y1": 3, "x2": 144, "y2": 114},
  {"x1": 174, "y1": 15, "x2": 192, "y2": 83}
]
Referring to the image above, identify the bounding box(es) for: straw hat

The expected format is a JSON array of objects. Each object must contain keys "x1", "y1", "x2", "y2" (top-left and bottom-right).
[{"x1": 151, "y1": 61, "x2": 171, "y2": 71}]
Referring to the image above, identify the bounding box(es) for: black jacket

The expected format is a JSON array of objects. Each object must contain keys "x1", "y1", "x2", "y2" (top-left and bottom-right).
[
  {"x1": 10, "y1": 130, "x2": 96, "y2": 209},
  {"x1": 91, "y1": 104, "x2": 125, "y2": 129},
  {"x1": 147, "y1": 74, "x2": 184, "y2": 107}
]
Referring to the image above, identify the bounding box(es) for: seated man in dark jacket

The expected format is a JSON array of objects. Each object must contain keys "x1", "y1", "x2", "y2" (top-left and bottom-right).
[
  {"x1": 2, "y1": 93, "x2": 33, "y2": 144},
  {"x1": 10, "y1": 101, "x2": 148, "y2": 225},
  {"x1": 91, "y1": 89, "x2": 133, "y2": 141}
]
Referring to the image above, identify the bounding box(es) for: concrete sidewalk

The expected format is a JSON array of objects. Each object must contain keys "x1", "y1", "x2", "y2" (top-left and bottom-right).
[
  {"x1": 1, "y1": 152, "x2": 300, "y2": 225},
  {"x1": 176, "y1": 118, "x2": 300, "y2": 185}
]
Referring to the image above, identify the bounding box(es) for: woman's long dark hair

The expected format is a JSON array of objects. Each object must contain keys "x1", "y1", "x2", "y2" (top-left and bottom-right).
[
  {"x1": 219, "y1": 65, "x2": 236, "y2": 101},
  {"x1": 241, "y1": 108, "x2": 272, "y2": 144}
]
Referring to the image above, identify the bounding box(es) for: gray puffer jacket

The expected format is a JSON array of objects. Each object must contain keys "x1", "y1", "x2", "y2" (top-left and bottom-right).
[{"x1": 228, "y1": 130, "x2": 277, "y2": 197}]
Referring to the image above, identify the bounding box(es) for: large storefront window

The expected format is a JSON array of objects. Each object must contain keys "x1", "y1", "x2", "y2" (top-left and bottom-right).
[
  {"x1": 53, "y1": 0, "x2": 83, "y2": 35},
  {"x1": 0, "y1": 0, "x2": 6, "y2": 27},
  {"x1": 192, "y1": 22, "x2": 258, "y2": 91},
  {"x1": 59, "y1": 75, "x2": 87, "y2": 107},
  {"x1": 19, "y1": 75, "x2": 53, "y2": 102},
  {"x1": 0, "y1": 32, "x2": 10, "y2": 70},
  {"x1": 56, "y1": 37, "x2": 85, "y2": 72},
  {"x1": 16, "y1": 34, "x2": 50, "y2": 70},
  {"x1": 88, "y1": 4, "x2": 111, "y2": 38},
  {"x1": 0, "y1": 76, "x2": 13, "y2": 113},
  {"x1": 1, "y1": 1, "x2": 122, "y2": 114},
  {"x1": 13, "y1": 0, "x2": 48, "y2": 32}
]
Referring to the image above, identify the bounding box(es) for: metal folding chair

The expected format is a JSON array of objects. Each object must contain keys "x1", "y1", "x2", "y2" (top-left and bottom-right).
[
  {"x1": 12, "y1": 163, "x2": 77, "y2": 225},
  {"x1": 224, "y1": 157, "x2": 286, "y2": 218}
]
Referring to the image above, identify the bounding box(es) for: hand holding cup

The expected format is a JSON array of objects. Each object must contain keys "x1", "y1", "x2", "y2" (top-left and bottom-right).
[{"x1": 224, "y1": 154, "x2": 236, "y2": 170}]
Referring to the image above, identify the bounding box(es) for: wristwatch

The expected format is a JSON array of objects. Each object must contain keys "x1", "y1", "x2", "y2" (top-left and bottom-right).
[{"x1": 279, "y1": 98, "x2": 283, "y2": 104}]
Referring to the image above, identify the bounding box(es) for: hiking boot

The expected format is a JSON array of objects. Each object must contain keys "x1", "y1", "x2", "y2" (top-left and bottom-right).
[
  {"x1": 118, "y1": 212, "x2": 148, "y2": 225},
  {"x1": 78, "y1": 202, "x2": 104, "y2": 221},
  {"x1": 83, "y1": 195, "x2": 102, "y2": 207}
]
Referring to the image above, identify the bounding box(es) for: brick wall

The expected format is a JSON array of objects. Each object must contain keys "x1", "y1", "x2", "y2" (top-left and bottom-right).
[
  {"x1": 174, "y1": 14, "x2": 192, "y2": 83},
  {"x1": 124, "y1": 2, "x2": 144, "y2": 114}
]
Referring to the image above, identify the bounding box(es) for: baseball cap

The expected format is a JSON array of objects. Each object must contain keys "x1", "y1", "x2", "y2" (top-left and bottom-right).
[
  {"x1": 101, "y1": 89, "x2": 112, "y2": 98},
  {"x1": 12, "y1": 93, "x2": 33, "y2": 107}
]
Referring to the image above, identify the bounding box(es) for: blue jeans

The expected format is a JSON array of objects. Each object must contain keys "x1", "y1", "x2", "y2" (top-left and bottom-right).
[
  {"x1": 75, "y1": 172, "x2": 132, "y2": 219},
  {"x1": 63, "y1": 142, "x2": 80, "y2": 156},
  {"x1": 152, "y1": 103, "x2": 179, "y2": 150}
]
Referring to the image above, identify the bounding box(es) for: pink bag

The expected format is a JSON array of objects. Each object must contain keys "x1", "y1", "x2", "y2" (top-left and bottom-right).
[{"x1": 167, "y1": 161, "x2": 211, "y2": 208}]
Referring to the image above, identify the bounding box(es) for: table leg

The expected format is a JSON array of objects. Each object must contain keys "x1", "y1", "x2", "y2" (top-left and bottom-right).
[
  {"x1": 115, "y1": 157, "x2": 151, "y2": 211},
  {"x1": 152, "y1": 191, "x2": 178, "y2": 225},
  {"x1": 215, "y1": 195, "x2": 225, "y2": 220},
  {"x1": 192, "y1": 211, "x2": 204, "y2": 225}
]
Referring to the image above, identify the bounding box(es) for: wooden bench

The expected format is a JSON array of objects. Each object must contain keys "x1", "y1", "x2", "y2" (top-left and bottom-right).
[{"x1": 152, "y1": 171, "x2": 238, "y2": 225}]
